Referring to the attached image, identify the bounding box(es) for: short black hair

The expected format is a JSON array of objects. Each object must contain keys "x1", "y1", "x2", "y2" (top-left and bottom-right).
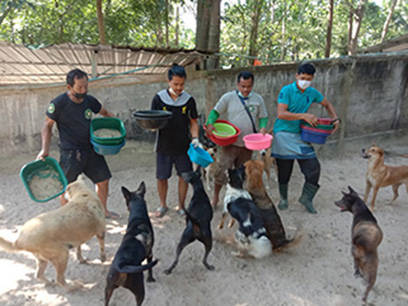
[
  {"x1": 297, "y1": 63, "x2": 316, "y2": 75},
  {"x1": 237, "y1": 71, "x2": 254, "y2": 83},
  {"x1": 66, "y1": 69, "x2": 88, "y2": 86},
  {"x1": 168, "y1": 64, "x2": 186, "y2": 80}
]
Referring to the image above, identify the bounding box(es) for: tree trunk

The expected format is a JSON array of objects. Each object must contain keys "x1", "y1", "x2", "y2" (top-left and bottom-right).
[
  {"x1": 280, "y1": 2, "x2": 287, "y2": 61},
  {"x1": 348, "y1": 0, "x2": 367, "y2": 55},
  {"x1": 165, "y1": 0, "x2": 169, "y2": 48},
  {"x1": 96, "y1": 0, "x2": 107, "y2": 45},
  {"x1": 381, "y1": 0, "x2": 399, "y2": 42},
  {"x1": 175, "y1": 4, "x2": 180, "y2": 46},
  {"x1": 248, "y1": 0, "x2": 262, "y2": 65},
  {"x1": 325, "y1": 0, "x2": 334, "y2": 58},
  {"x1": 196, "y1": 0, "x2": 210, "y2": 51},
  {"x1": 206, "y1": 0, "x2": 220, "y2": 69}
]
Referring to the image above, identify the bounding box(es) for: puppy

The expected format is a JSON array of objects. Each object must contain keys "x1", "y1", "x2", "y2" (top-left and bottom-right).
[
  {"x1": 105, "y1": 182, "x2": 158, "y2": 306},
  {"x1": 335, "y1": 186, "x2": 383, "y2": 303},
  {"x1": 219, "y1": 167, "x2": 272, "y2": 258},
  {"x1": 164, "y1": 168, "x2": 214, "y2": 274},
  {"x1": 244, "y1": 160, "x2": 297, "y2": 251},
  {"x1": 0, "y1": 176, "x2": 106, "y2": 289},
  {"x1": 362, "y1": 144, "x2": 408, "y2": 210},
  {"x1": 202, "y1": 146, "x2": 217, "y2": 192}
]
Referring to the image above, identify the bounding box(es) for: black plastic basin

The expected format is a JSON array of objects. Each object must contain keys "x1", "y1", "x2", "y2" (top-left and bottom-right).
[{"x1": 133, "y1": 110, "x2": 172, "y2": 130}]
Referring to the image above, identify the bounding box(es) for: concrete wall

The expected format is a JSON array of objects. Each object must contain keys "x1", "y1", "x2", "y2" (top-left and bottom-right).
[{"x1": 0, "y1": 52, "x2": 407, "y2": 156}]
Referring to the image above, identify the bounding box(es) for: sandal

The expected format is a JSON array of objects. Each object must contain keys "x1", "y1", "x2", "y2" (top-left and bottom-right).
[
  {"x1": 155, "y1": 206, "x2": 168, "y2": 218},
  {"x1": 177, "y1": 209, "x2": 186, "y2": 217},
  {"x1": 106, "y1": 211, "x2": 120, "y2": 220}
]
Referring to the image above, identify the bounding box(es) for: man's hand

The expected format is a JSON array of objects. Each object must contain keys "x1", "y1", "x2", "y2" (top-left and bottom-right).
[
  {"x1": 36, "y1": 149, "x2": 48, "y2": 161},
  {"x1": 259, "y1": 127, "x2": 267, "y2": 135},
  {"x1": 205, "y1": 124, "x2": 216, "y2": 135},
  {"x1": 191, "y1": 138, "x2": 203, "y2": 149},
  {"x1": 331, "y1": 118, "x2": 340, "y2": 134},
  {"x1": 302, "y1": 113, "x2": 318, "y2": 127}
]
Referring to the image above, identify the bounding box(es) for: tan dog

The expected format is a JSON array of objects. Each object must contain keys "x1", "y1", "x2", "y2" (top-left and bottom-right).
[
  {"x1": 0, "y1": 176, "x2": 106, "y2": 289},
  {"x1": 362, "y1": 145, "x2": 408, "y2": 210},
  {"x1": 258, "y1": 148, "x2": 278, "y2": 187},
  {"x1": 244, "y1": 160, "x2": 299, "y2": 251},
  {"x1": 202, "y1": 147, "x2": 217, "y2": 192}
]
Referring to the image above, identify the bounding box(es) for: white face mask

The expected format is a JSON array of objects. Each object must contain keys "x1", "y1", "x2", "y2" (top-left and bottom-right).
[{"x1": 297, "y1": 80, "x2": 311, "y2": 90}]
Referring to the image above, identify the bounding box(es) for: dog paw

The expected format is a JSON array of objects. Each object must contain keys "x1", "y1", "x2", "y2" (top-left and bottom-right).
[
  {"x1": 147, "y1": 277, "x2": 156, "y2": 282},
  {"x1": 163, "y1": 269, "x2": 172, "y2": 275},
  {"x1": 205, "y1": 264, "x2": 215, "y2": 271}
]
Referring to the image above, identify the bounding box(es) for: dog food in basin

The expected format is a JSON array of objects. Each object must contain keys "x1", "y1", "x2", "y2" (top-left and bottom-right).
[
  {"x1": 20, "y1": 157, "x2": 68, "y2": 202},
  {"x1": 94, "y1": 128, "x2": 122, "y2": 138},
  {"x1": 90, "y1": 117, "x2": 126, "y2": 145},
  {"x1": 243, "y1": 133, "x2": 273, "y2": 151}
]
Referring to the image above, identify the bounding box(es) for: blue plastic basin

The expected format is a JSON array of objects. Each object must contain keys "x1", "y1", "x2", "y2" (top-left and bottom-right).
[
  {"x1": 300, "y1": 128, "x2": 329, "y2": 144},
  {"x1": 91, "y1": 138, "x2": 126, "y2": 155},
  {"x1": 187, "y1": 143, "x2": 214, "y2": 168}
]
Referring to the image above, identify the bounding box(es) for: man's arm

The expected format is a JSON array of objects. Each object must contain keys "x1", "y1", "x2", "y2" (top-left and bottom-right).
[
  {"x1": 277, "y1": 103, "x2": 319, "y2": 126},
  {"x1": 320, "y1": 98, "x2": 340, "y2": 133},
  {"x1": 190, "y1": 118, "x2": 199, "y2": 139},
  {"x1": 99, "y1": 107, "x2": 115, "y2": 117},
  {"x1": 36, "y1": 117, "x2": 55, "y2": 160}
]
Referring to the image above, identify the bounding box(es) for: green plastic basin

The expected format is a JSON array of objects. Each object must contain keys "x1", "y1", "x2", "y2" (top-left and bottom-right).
[
  {"x1": 90, "y1": 117, "x2": 126, "y2": 145},
  {"x1": 213, "y1": 122, "x2": 237, "y2": 137}
]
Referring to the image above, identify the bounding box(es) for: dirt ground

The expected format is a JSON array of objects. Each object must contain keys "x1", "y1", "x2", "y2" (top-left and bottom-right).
[{"x1": 1, "y1": 134, "x2": 408, "y2": 306}]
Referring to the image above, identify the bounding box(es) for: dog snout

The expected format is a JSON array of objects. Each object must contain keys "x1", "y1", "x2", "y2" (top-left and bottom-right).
[{"x1": 361, "y1": 148, "x2": 369, "y2": 159}]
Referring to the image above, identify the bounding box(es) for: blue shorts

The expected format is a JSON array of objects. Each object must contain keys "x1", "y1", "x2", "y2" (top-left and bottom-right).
[
  {"x1": 156, "y1": 152, "x2": 192, "y2": 180},
  {"x1": 59, "y1": 148, "x2": 112, "y2": 184}
]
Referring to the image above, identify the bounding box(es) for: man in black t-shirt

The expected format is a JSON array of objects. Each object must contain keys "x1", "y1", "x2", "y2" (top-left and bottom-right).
[
  {"x1": 36, "y1": 69, "x2": 119, "y2": 219},
  {"x1": 151, "y1": 64, "x2": 200, "y2": 218}
]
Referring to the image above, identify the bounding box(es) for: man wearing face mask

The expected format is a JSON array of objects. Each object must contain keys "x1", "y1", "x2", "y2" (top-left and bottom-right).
[
  {"x1": 271, "y1": 63, "x2": 339, "y2": 214},
  {"x1": 151, "y1": 64, "x2": 200, "y2": 218},
  {"x1": 206, "y1": 71, "x2": 268, "y2": 208},
  {"x1": 36, "y1": 68, "x2": 119, "y2": 219}
]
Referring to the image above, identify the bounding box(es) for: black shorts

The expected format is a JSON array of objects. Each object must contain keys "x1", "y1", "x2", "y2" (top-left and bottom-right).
[
  {"x1": 59, "y1": 148, "x2": 112, "y2": 184},
  {"x1": 156, "y1": 152, "x2": 192, "y2": 180}
]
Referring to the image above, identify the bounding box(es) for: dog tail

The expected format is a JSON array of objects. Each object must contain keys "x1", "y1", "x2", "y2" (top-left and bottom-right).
[
  {"x1": 0, "y1": 237, "x2": 19, "y2": 253},
  {"x1": 114, "y1": 259, "x2": 159, "y2": 274}
]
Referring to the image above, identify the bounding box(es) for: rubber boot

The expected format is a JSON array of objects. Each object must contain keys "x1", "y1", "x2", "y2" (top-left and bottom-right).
[
  {"x1": 277, "y1": 184, "x2": 288, "y2": 210},
  {"x1": 298, "y1": 183, "x2": 319, "y2": 214}
]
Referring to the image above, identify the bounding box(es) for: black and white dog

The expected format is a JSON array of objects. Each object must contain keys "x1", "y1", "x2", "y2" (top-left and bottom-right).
[{"x1": 219, "y1": 167, "x2": 272, "y2": 258}]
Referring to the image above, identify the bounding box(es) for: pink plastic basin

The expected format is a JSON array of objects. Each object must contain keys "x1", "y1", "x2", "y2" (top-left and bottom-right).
[{"x1": 243, "y1": 133, "x2": 273, "y2": 151}]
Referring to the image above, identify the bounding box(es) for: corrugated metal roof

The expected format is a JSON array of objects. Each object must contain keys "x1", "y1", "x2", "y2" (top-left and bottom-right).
[{"x1": 0, "y1": 42, "x2": 208, "y2": 85}]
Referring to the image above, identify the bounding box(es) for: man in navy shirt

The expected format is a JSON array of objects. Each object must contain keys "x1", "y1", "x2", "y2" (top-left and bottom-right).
[{"x1": 37, "y1": 69, "x2": 119, "y2": 219}]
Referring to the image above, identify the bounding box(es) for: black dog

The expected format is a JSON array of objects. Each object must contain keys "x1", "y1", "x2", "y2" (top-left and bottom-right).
[
  {"x1": 335, "y1": 186, "x2": 383, "y2": 303},
  {"x1": 105, "y1": 182, "x2": 158, "y2": 306},
  {"x1": 219, "y1": 167, "x2": 272, "y2": 258},
  {"x1": 164, "y1": 168, "x2": 214, "y2": 274}
]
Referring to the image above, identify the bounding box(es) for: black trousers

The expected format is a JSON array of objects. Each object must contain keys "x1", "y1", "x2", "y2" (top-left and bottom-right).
[{"x1": 276, "y1": 158, "x2": 320, "y2": 186}]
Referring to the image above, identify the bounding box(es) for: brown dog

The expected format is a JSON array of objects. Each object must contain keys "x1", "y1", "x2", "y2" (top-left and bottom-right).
[
  {"x1": 202, "y1": 147, "x2": 217, "y2": 192},
  {"x1": 0, "y1": 176, "x2": 106, "y2": 289},
  {"x1": 335, "y1": 186, "x2": 383, "y2": 302},
  {"x1": 258, "y1": 148, "x2": 278, "y2": 187},
  {"x1": 243, "y1": 160, "x2": 298, "y2": 251},
  {"x1": 362, "y1": 145, "x2": 408, "y2": 210}
]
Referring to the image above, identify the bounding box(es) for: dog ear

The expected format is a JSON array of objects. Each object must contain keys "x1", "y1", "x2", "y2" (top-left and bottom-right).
[
  {"x1": 347, "y1": 186, "x2": 358, "y2": 195},
  {"x1": 136, "y1": 181, "x2": 146, "y2": 196},
  {"x1": 121, "y1": 186, "x2": 131, "y2": 201}
]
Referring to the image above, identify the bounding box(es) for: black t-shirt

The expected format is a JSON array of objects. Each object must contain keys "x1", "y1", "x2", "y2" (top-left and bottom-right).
[
  {"x1": 151, "y1": 89, "x2": 198, "y2": 156},
  {"x1": 46, "y1": 92, "x2": 102, "y2": 150}
]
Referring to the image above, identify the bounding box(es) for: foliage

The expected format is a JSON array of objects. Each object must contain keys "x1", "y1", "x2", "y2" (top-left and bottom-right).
[{"x1": 0, "y1": 0, "x2": 406, "y2": 68}]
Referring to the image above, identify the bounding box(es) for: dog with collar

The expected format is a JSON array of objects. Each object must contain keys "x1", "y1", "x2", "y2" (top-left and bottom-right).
[
  {"x1": 362, "y1": 144, "x2": 408, "y2": 210},
  {"x1": 105, "y1": 182, "x2": 158, "y2": 306},
  {"x1": 244, "y1": 160, "x2": 299, "y2": 251},
  {"x1": 219, "y1": 167, "x2": 272, "y2": 258},
  {"x1": 335, "y1": 186, "x2": 383, "y2": 303}
]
